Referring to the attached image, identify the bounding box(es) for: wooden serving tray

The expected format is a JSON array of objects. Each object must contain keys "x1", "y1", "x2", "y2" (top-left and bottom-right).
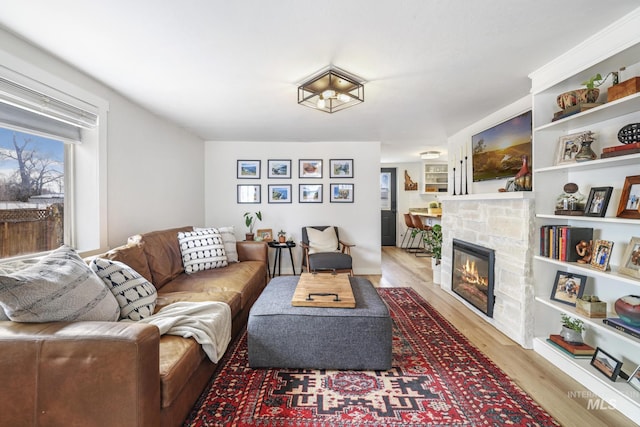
[{"x1": 291, "y1": 273, "x2": 355, "y2": 308}]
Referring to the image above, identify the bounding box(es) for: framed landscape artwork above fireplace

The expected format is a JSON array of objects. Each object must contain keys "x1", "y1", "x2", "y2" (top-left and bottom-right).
[{"x1": 452, "y1": 239, "x2": 496, "y2": 317}]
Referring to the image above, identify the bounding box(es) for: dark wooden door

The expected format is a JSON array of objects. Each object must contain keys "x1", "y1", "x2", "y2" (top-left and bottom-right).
[{"x1": 380, "y1": 168, "x2": 397, "y2": 246}]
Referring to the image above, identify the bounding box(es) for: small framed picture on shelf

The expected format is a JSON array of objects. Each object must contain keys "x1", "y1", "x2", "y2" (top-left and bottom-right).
[
  {"x1": 619, "y1": 236, "x2": 640, "y2": 279},
  {"x1": 330, "y1": 183, "x2": 354, "y2": 203},
  {"x1": 590, "y1": 347, "x2": 623, "y2": 381},
  {"x1": 584, "y1": 186, "x2": 613, "y2": 217},
  {"x1": 299, "y1": 159, "x2": 323, "y2": 178},
  {"x1": 550, "y1": 271, "x2": 587, "y2": 306},
  {"x1": 267, "y1": 184, "x2": 292, "y2": 203},
  {"x1": 590, "y1": 240, "x2": 614, "y2": 271},
  {"x1": 237, "y1": 184, "x2": 261, "y2": 204},
  {"x1": 267, "y1": 159, "x2": 292, "y2": 179},
  {"x1": 629, "y1": 365, "x2": 640, "y2": 392},
  {"x1": 299, "y1": 184, "x2": 323, "y2": 203},
  {"x1": 554, "y1": 132, "x2": 587, "y2": 165},
  {"x1": 329, "y1": 159, "x2": 354, "y2": 178},
  {"x1": 237, "y1": 160, "x2": 261, "y2": 179},
  {"x1": 256, "y1": 228, "x2": 273, "y2": 241},
  {"x1": 616, "y1": 175, "x2": 640, "y2": 219}
]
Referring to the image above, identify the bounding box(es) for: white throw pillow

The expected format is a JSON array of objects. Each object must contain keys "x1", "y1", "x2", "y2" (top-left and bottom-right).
[
  {"x1": 306, "y1": 227, "x2": 339, "y2": 254},
  {"x1": 90, "y1": 258, "x2": 158, "y2": 321},
  {"x1": 0, "y1": 245, "x2": 120, "y2": 323},
  {"x1": 197, "y1": 226, "x2": 238, "y2": 263},
  {"x1": 178, "y1": 229, "x2": 228, "y2": 273}
]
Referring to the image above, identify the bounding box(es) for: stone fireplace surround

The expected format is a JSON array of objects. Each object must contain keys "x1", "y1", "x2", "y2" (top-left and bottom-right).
[{"x1": 441, "y1": 193, "x2": 535, "y2": 348}]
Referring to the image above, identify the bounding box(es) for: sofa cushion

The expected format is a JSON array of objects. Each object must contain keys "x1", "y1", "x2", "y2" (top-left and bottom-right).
[
  {"x1": 128, "y1": 226, "x2": 193, "y2": 289},
  {"x1": 0, "y1": 246, "x2": 120, "y2": 322},
  {"x1": 159, "y1": 335, "x2": 205, "y2": 409},
  {"x1": 90, "y1": 258, "x2": 158, "y2": 321},
  {"x1": 95, "y1": 242, "x2": 153, "y2": 284},
  {"x1": 177, "y1": 229, "x2": 227, "y2": 274},
  {"x1": 306, "y1": 226, "x2": 339, "y2": 254},
  {"x1": 156, "y1": 290, "x2": 241, "y2": 317}
]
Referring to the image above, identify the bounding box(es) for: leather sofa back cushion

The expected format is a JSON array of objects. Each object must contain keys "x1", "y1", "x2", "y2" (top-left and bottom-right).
[
  {"x1": 129, "y1": 226, "x2": 193, "y2": 289},
  {"x1": 99, "y1": 242, "x2": 153, "y2": 284}
]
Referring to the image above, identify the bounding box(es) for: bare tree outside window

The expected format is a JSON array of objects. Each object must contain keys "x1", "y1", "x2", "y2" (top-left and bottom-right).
[{"x1": 0, "y1": 128, "x2": 64, "y2": 258}]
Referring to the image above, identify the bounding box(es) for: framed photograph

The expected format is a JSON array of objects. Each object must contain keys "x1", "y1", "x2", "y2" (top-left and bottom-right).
[
  {"x1": 472, "y1": 110, "x2": 532, "y2": 182},
  {"x1": 616, "y1": 175, "x2": 640, "y2": 219},
  {"x1": 237, "y1": 160, "x2": 261, "y2": 179},
  {"x1": 619, "y1": 236, "x2": 640, "y2": 279},
  {"x1": 629, "y1": 365, "x2": 640, "y2": 392},
  {"x1": 550, "y1": 271, "x2": 587, "y2": 306},
  {"x1": 329, "y1": 159, "x2": 354, "y2": 178},
  {"x1": 299, "y1": 184, "x2": 323, "y2": 203},
  {"x1": 299, "y1": 159, "x2": 322, "y2": 178},
  {"x1": 554, "y1": 131, "x2": 587, "y2": 165},
  {"x1": 267, "y1": 159, "x2": 291, "y2": 179},
  {"x1": 330, "y1": 183, "x2": 354, "y2": 203},
  {"x1": 237, "y1": 184, "x2": 261, "y2": 204},
  {"x1": 584, "y1": 186, "x2": 613, "y2": 217},
  {"x1": 590, "y1": 240, "x2": 614, "y2": 271},
  {"x1": 256, "y1": 228, "x2": 273, "y2": 241},
  {"x1": 268, "y1": 184, "x2": 292, "y2": 203},
  {"x1": 590, "y1": 347, "x2": 623, "y2": 381}
]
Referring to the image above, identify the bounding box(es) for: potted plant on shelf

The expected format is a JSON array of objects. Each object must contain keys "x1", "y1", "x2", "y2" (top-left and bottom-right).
[
  {"x1": 556, "y1": 71, "x2": 619, "y2": 110},
  {"x1": 243, "y1": 211, "x2": 262, "y2": 241},
  {"x1": 277, "y1": 230, "x2": 287, "y2": 243},
  {"x1": 560, "y1": 313, "x2": 585, "y2": 345},
  {"x1": 428, "y1": 201, "x2": 442, "y2": 215},
  {"x1": 423, "y1": 224, "x2": 442, "y2": 284}
]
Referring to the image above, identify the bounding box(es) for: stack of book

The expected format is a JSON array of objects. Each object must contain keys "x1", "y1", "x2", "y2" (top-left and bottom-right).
[
  {"x1": 539, "y1": 226, "x2": 593, "y2": 261},
  {"x1": 603, "y1": 317, "x2": 640, "y2": 339},
  {"x1": 601, "y1": 142, "x2": 640, "y2": 159},
  {"x1": 547, "y1": 334, "x2": 596, "y2": 358},
  {"x1": 552, "y1": 103, "x2": 602, "y2": 122}
]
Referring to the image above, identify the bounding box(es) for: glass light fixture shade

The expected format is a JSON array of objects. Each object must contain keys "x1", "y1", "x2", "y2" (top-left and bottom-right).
[
  {"x1": 420, "y1": 151, "x2": 441, "y2": 160},
  {"x1": 298, "y1": 66, "x2": 365, "y2": 113}
]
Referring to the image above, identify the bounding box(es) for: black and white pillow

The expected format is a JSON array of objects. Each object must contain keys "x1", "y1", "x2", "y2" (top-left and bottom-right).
[
  {"x1": 196, "y1": 226, "x2": 238, "y2": 263},
  {"x1": 90, "y1": 258, "x2": 157, "y2": 321},
  {"x1": 177, "y1": 228, "x2": 228, "y2": 273}
]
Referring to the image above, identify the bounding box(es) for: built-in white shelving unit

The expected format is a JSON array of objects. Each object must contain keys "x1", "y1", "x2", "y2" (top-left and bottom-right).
[
  {"x1": 421, "y1": 162, "x2": 448, "y2": 195},
  {"x1": 530, "y1": 19, "x2": 640, "y2": 421}
]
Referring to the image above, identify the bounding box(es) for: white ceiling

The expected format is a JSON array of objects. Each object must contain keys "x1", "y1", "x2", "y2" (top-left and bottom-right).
[{"x1": 1, "y1": 1, "x2": 638, "y2": 162}]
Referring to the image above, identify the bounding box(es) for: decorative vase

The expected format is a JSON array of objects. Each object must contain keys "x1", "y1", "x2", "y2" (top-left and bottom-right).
[
  {"x1": 431, "y1": 257, "x2": 441, "y2": 285},
  {"x1": 575, "y1": 139, "x2": 597, "y2": 162},
  {"x1": 556, "y1": 88, "x2": 600, "y2": 109},
  {"x1": 560, "y1": 326, "x2": 584, "y2": 345},
  {"x1": 513, "y1": 155, "x2": 532, "y2": 191},
  {"x1": 614, "y1": 295, "x2": 640, "y2": 327},
  {"x1": 278, "y1": 235, "x2": 286, "y2": 243}
]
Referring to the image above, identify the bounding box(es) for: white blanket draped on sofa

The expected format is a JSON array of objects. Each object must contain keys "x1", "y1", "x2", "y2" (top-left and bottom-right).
[{"x1": 128, "y1": 301, "x2": 231, "y2": 363}]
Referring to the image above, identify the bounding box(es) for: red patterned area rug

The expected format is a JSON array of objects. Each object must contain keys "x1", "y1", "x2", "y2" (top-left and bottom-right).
[{"x1": 184, "y1": 287, "x2": 559, "y2": 426}]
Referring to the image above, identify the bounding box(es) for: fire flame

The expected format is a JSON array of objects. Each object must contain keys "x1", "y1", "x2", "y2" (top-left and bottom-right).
[{"x1": 459, "y1": 258, "x2": 487, "y2": 288}]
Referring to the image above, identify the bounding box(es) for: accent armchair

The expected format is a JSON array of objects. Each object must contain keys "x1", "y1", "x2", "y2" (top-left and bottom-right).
[{"x1": 300, "y1": 226, "x2": 355, "y2": 275}]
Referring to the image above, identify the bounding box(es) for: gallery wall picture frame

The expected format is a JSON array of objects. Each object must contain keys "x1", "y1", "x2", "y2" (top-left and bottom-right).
[
  {"x1": 237, "y1": 160, "x2": 261, "y2": 179},
  {"x1": 549, "y1": 270, "x2": 587, "y2": 307},
  {"x1": 619, "y1": 236, "x2": 640, "y2": 279},
  {"x1": 590, "y1": 240, "x2": 614, "y2": 271},
  {"x1": 629, "y1": 365, "x2": 640, "y2": 392},
  {"x1": 237, "y1": 184, "x2": 261, "y2": 204},
  {"x1": 268, "y1": 184, "x2": 292, "y2": 203},
  {"x1": 584, "y1": 186, "x2": 613, "y2": 217},
  {"x1": 616, "y1": 175, "x2": 640, "y2": 219},
  {"x1": 554, "y1": 131, "x2": 589, "y2": 165},
  {"x1": 267, "y1": 159, "x2": 292, "y2": 179},
  {"x1": 590, "y1": 347, "x2": 623, "y2": 381},
  {"x1": 299, "y1": 184, "x2": 323, "y2": 203},
  {"x1": 330, "y1": 183, "x2": 354, "y2": 203},
  {"x1": 256, "y1": 228, "x2": 273, "y2": 241},
  {"x1": 329, "y1": 159, "x2": 354, "y2": 178},
  {"x1": 299, "y1": 159, "x2": 323, "y2": 178}
]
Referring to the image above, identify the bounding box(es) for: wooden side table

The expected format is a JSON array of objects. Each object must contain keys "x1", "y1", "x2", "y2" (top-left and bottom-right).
[{"x1": 267, "y1": 241, "x2": 296, "y2": 277}]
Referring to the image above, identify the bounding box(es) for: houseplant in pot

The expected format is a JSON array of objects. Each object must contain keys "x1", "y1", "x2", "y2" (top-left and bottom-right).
[
  {"x1": 560, "y1": 313, "x2": 585, "y2": 345},
  {"x1": 424, "y1": 224, "x2": 442, "y2": 284},
  {"x1": 243, "y1": 211, "x2": 262, "y2": 241},
  {"x1": 277, "y1": 230, "x2": 287, "y2": 243}
]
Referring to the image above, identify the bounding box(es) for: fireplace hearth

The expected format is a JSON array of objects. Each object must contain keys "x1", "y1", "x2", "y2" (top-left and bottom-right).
[{"x1": 452, "y1": 239, "x2": 495, "y2": 317}]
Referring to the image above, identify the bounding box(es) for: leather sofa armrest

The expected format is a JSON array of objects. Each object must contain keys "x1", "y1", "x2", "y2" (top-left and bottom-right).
[
  {"x1": 0, "y1": 321, "x2": 161, "y2": 427},
  {"x1": 236, "y1": 241, "x2": 268, "y2": 263}
]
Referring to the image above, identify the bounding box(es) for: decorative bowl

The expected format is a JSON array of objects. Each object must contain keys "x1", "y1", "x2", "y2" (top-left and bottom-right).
[
  {"x1": 614, "y1": 295, "x2": 640, "y2": 327},
  {"x1": 556, "y1": 88, "x2": 600, "y2": 109}
]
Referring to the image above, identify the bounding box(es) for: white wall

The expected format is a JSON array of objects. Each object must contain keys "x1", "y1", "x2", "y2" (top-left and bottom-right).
[
  {"x1": 204, "y1": 141, "x2": 382, "y2": 274},
  {"x1": 0, "y1": 28, "x2": 205, "y2": 249}
]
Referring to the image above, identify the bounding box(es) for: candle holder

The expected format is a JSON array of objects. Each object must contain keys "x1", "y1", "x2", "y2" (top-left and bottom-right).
[
  {"x1": 459, "y1": 159, "x2": 463, "y2": 195},
  {"x1": 464, "y1": 155, "x2": 469, "y2": 195},
  {"x1": 452, "y1": 167, "x2": 457, "y2": 196}
]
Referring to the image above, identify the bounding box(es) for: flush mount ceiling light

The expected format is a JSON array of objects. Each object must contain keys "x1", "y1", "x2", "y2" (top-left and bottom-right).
[
  {"x1": 298, "y1": 66, "x2": 365, "y2": 113},
  {"x1": 420, "y1": 151, "x2": 441, "y2": 160}
]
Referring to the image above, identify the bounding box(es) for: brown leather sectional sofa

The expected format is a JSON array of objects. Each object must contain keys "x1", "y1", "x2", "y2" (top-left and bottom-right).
[{"x1": 0, "y1": 226, "x2": 268, "y2": 427}]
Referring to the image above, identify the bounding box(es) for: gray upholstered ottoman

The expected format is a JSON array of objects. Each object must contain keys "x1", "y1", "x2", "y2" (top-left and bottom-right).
[{"x1": 247, "y1": 276, "x2": 392, "y2": 370}]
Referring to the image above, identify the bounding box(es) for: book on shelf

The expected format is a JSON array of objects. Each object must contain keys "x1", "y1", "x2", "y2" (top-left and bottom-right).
[
  {"x1": 600, "y1": 148, "x2": 640, "y2": 159},
  {"x1": 539, "y1": 226, "x2": 593, "y2": 262},
  {"x1": 546, "y1": 337, "x2": 594, "y2": 359},
  {"x1": 602, "y1": 142, "x2": 640, "y2": 153},
  {"x1": 548, "y1": 334, "x2": 595, "y2": 355},
  {"x1": 602, "y1": 317, "x2": 640, "y2": 340},
  {"x1": 552, "y1": 103, "x2": 602, "y2": 121}
]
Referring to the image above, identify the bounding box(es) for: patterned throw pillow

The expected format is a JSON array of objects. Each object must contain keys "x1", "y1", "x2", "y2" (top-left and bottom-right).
[
  {"x1": 90, "y1": 258, "x2": 158, "y2": 321},
  {"x1": 177, "y1": 229, "x2": 228, "y2": 274},
  {"x1": 0, "y1": 245, "x2": 120, "y2": 323}
]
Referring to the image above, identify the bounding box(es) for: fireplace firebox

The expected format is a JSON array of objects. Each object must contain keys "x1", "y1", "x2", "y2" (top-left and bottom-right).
[{"x1": 452, "y1": 239, "x2": 495, "y2": 317}]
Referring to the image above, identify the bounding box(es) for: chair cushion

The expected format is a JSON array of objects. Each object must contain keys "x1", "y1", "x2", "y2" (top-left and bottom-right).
[
  {"x1": 309, "y1": 252, "x2": 352, "y2": 272},
  {"x1": 306, "y1": 227, "x2": 338, "y2": 254}
]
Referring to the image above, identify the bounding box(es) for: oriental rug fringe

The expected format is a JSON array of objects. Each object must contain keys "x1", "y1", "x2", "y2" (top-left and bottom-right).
[{"x1": 184, "y1": 287, "x2": 558, "y2": 426}]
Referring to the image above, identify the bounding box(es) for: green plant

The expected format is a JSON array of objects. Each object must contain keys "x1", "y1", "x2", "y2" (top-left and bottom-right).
[
  {"x1": 561, "y1": 313, "x2": 584, "y2": 333},
  {"x1": 243, "y1": 211, "x2": 262, "y2": 233},
  {"x1": 581, "y1": 71, "x2": 619, "y2": 89},
  {"x1": 423, "y1": 224, "x2": 442, "y2": 262},
  {"x1": 278, "y1": 230, "x2": 286, "y2": 237},
  {"x1": 428, "y1": 201, "x2": 440, "y2": 208}
]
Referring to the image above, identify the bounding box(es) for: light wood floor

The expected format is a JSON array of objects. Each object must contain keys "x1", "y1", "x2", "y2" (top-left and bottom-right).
[{"x1": 361, "y1": 246, "x2": 637, "y2": 427}]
